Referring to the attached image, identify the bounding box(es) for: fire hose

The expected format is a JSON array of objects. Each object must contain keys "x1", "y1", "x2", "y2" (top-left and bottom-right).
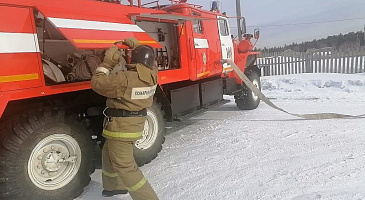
[
  {"x1": 222, "y1": 59, "x2": 365, "y2": 120},
  {"x1": 67, "y1": 54, "x2": 101, "y2": 81},
  {"x1": 75, "y1": 55, "x2": 101, "y2": 80}
]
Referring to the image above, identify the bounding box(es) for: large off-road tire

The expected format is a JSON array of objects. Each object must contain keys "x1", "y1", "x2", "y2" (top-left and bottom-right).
[
  {"x1": 235, "y1": 70, "x2": 261, "y2": 110},
  {"x1": 0, "y1": 111, "x2": 94, "y2": 200},
  {"x1": 134, "y1": 100, "x2": 165, "y2": 166}
]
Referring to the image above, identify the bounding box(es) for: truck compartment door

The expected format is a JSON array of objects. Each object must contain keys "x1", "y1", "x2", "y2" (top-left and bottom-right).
[
  {"x1": 36, "y1": 6, "x2": 162, "y2": 49},
  {"x1": 217, "y1": 17, "x2": 234, "y2": 73},
  {"x1": 0, "y1": 6, "x2": 42, "y2": 92},
  {"x1": 192, "y1": 19, "x2": 209, "y2": 80}
]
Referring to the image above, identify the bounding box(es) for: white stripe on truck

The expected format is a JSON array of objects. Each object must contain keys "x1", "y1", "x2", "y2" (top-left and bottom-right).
[
  {"x1": 0, "y1": 32, "x2": 39, "y2": 53},
  {"x1": 48, "y1": 17, "x2": 145, "y2": 32}
]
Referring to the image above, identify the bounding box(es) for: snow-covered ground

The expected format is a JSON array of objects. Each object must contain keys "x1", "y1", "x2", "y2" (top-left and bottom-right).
[{"x1": 77, "y1": 73, "x2": 365, "y2": 200}]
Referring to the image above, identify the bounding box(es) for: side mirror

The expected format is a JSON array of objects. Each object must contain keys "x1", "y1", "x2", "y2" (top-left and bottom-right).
[
  {"x1": 254, "y1": 28, "x2": 260, "y2": 39},
  {"x1": 241, "y1": 17, "x2": 247, "y2": 34}
]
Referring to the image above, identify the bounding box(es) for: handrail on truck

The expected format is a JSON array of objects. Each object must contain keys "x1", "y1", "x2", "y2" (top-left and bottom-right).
[{"x1": 127, "y1": 0, "x2": 203, "y2": 9}]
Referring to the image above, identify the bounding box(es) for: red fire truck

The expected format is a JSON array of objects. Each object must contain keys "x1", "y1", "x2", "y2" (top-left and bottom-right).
[{"x1": 0, "y1": 0, "x2": 260, "y2": 199}]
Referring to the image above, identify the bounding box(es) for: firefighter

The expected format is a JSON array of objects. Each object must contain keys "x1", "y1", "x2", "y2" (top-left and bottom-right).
[{"x1": 91, "y1": 38, "x2": 159, "y2": 200}]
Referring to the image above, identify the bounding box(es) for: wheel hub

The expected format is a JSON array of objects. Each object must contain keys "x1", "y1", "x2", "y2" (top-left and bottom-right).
[
  {"x1": 251, "y1": 79, "x2": 259, "y2": 101},
  {"x1": 140, "y1": 120, "x2": 150, "y2": 142},
  {"x1": 42, "y1": 150, "x2": 63, "y2": 172},
  {"x1": 135, "y1": 110, "x2": 158, "y2": 150},
  {"x1": 28, "y1": 134, "x2": 81, "y2": 190}
]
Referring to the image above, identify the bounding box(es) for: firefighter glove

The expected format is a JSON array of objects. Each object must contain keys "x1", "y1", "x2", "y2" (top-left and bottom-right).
[
  {"x1": 123, "y1": 37, "x2": 140, "y2": 49},
  {"x1": 103, "y1": 45, "x2": 121, "y2": 69}
]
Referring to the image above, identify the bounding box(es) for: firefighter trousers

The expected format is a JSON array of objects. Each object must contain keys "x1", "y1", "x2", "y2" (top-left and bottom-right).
[{"x1": 102, "y1": 139, "x2": 159, "y2": 200}]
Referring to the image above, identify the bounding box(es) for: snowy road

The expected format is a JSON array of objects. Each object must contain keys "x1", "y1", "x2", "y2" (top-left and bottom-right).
[{"x1": 77, "y1": 73, "x2": 365, "y2": 200}]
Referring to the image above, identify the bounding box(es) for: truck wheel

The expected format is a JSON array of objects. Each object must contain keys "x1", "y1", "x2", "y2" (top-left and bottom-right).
[
  {"x1": 134, "y1": 101, "x2": 165, "y2": 166},
  {"x1": 235, "y1": 70, "x2": 261, "y2": 110},
  {"x1": 0, "y1": 111, "x2": 93, "y2": 200}
]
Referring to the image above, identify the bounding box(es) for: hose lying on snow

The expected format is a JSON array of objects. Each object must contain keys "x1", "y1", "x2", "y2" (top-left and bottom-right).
[{"x1": 222, "y1": 59, "x2": 365, "y2": 120}]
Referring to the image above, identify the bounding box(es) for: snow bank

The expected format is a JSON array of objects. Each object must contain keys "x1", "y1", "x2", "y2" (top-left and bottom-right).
[{"x1": 261, "y1": 73, "x2": 365, "y2": 102}]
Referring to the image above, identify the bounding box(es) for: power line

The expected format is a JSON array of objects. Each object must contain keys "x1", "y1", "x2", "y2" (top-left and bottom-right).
[{"x1": 246, "y1": 17, "x2": 365, "y2": 28}]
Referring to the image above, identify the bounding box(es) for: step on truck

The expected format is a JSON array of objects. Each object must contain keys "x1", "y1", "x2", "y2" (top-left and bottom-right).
[{"x1": 0, "y1": 0, "x2": 261, "y2": 199}]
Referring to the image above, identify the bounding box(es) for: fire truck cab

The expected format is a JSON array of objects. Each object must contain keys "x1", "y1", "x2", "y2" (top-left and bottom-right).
[{"x1": 0, "y1": 0, "x2": 260, "y2": 199}]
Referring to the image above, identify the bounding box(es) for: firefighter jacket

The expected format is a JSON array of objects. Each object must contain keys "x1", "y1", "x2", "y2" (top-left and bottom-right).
[{"x1": 91, "y1": 63, "x2": 158, "y2": 141}]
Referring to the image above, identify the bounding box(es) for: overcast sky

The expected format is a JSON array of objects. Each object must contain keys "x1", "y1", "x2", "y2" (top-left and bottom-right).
[{"x1": 139, "y1": 0, "x2": 365, "y2": 48}]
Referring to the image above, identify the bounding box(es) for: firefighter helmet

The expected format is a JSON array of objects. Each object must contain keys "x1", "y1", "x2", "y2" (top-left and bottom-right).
[{"x1": 131, "y1": 45, "x2": 155, "y2": 69}]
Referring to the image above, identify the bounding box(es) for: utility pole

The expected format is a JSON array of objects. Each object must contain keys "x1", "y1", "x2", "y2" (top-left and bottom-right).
[
  {"x1": 236, "y1": 0, "x2": 242, "y2": 41},
  {"x1": 363, "y1": 24, "x2": 365, "y2": 46}
]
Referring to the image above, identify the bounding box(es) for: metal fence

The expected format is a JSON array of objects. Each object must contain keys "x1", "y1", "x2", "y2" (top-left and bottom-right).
[{"x1": 257, "y1": 47, "x2": 365, "y2": 76}]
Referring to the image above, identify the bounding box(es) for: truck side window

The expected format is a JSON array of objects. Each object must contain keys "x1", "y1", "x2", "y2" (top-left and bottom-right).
[
  {"x1": 193, "y1": 20, "x2": 203, "y2": 34},
  {"x1": 191, "y1": 12, "x2": 203, "y2": 34},
  {"x1": 219, "y1": 19, "x2": 229, "y2": 36}
]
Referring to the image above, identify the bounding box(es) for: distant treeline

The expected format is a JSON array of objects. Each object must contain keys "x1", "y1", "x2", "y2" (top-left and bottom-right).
[{"x1": 258, "y1": 31, "x2": 365, "y2": 53}]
